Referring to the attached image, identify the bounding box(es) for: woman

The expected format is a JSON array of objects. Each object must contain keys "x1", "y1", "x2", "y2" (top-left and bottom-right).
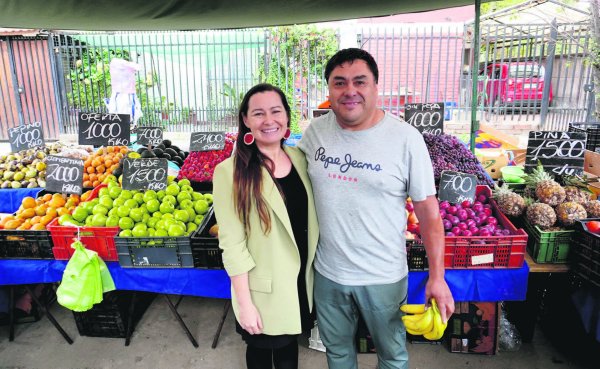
[{"x1": 213, "y1": 83, "x2": 318, "y2": 369}]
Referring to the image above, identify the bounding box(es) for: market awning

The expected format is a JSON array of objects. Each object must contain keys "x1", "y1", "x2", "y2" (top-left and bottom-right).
[{"x1": 0, "y1": 0, "x2": 495, "y2": 31}]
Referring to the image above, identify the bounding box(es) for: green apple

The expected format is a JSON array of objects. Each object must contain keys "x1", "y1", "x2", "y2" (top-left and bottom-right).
[
  {"x1": 92, "y1": 204, "x2": 109, "y2": 216},
  {"x1": 187, "y1": 222, "x2": 198, "y2": 234},
  {"x1": 159, "y1": 201, "x2": 175, "y2": 214},
  {"x1": 106, "y1": 215, "x2": 120, "y2": 227},
  {"x1": 174, "y1": 210, "x2": 189, "y2": 223},
  {"x1": 179, "y1": 199, "x2": 193, "y2": 210},
  {"x1": 194, "y1": 200, "x2": 209, "y2": 215},
  {"x1": 161, "y1": 213, "x2": 174, "y2": 219},
  {"x1": 124, "y1": 199, "x2": 138, "y2": 209},
  {"x1": 119, "y1": 229, "x2": 133, "y2": 237},
  {"x1": 165, "y1": 183, "x2": 180, "y2": 196},
  {"x1": 177, "y1": 191, "x2": 192, "y2": 203},
  {"x1": 163, "y1": 195, "x2": 177, "y2": 205},
  {"x1": 91, "y1": 214, "x2": 107, "y2": 227},
  {"x1": 99, "y1": 195, "x2": 114, "y2": 209},
  {"x1": 143, "y1": 190, "x2": 157, "y2": 203},
  {"x1": 129, "y1": 208, "x2": 144, "y2": 222},
  {"x1": 146, "y1": 199, "x2": 160, "y2": 213},
  {"x1": 167, "y1": 175, "x2": 176, "y2": 184},
  {"x1": 99, "y1": 187, "x2": 110, "y2": 198},
  {"x1": 184, "y1": 207, "x2": 196, "y2": 221},
  {"x1": 113, "y1": 197, "x2": 126, "y2": 207},
  {"x1": 168, "y1": 223, "x2": 186, "y2": 237},
  {"x1": 178, "y1": 178, "x2": 191, "y2": 187},
  {"x1": 155, "y1": 219, "x2": 167, "y2": 231},
  {"x1": 192, "y1": 192, "x2": 203, "y2": 201},
  {"x1": 72, "y1": 207, "x2": 89, "y2": 223},
  {"x1": 147, "y1": 228, "x2": 156, "y2": 237},
  {"x1": 108, "y1": 186, "x2": 122, "y2": 199},
  {"x1": 85, "y1": 215, "x2": 94, "y2": 226},
  {"x1": 119, "y1": 190, "x2": 133, "y2": 200},
  {"x1": 193, "y1": 214, "x2": 205, "y2": 225},
  {"x1": 119, "y1": 217, "x2": 135, "y2": 230},
  {"x1": 147, "y1": 217, "x2": 159, "y2": 229},
  {"x1": 132, "y1": 223, "x2": 148, "y2": 237},
  {"x1": 132, "y1": 193, "x2": 144, "y2": 205},
  {"x1": 116, "y1": 205, "x2": 131, "y2": 217},
  {"x1": 156, "y1": 190, "x2": 166, "y2": 201},
  {"x1": 180, "y1": 184, "x2": 193, "y2": 194},
  {"x1": 142, "y1": 213, "x2": 150, "y2": 223},
  {"x1": 152, "y1": 211, "x2": 163, "y2": 218},
  {"x1": 203, "y1": 194, "x2": 213, "y2": 205},
  {"x1": 155, "y1": 229, "x2": 168, "y2": 237},
  {"x1": 108, "y1": 208, "x2": 117, "y2": 217}
]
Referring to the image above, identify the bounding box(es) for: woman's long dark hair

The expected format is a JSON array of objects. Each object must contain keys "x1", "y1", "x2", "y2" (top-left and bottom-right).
[{"x1": 233, "y1": 83, "x2": 291, "y2": 234}]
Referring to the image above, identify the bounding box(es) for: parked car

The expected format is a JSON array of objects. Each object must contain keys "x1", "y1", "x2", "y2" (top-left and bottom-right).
[{"x1": 479, "y1": 61, "x2": 553, "y2": 110}]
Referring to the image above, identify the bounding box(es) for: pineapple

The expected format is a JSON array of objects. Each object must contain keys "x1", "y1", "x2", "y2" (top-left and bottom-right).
[
  {"x1": 555, "y1": 202, "x2": 587, "y2": 226},
  {"x1": 526, "y1": 202, "x2": 557, "y2": 229},
  {"x1": 525, "y1": 163, "x2": 565, "y2": 206},
  {"x1": 583, "y1": 201, "x2": 600, "y2": 218},
  {"x1": 493, "y1": 184, "x2": 526, "y2": 217},
  {"x1": 564, "y1": 186, "x2": 593, "y2": 204}
]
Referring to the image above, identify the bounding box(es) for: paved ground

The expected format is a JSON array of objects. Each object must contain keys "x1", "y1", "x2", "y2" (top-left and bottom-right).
[{"x1": 0, "y1": 295, "x2": 596, "y2": 369}]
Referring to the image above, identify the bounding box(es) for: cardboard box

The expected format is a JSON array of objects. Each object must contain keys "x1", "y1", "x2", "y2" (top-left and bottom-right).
[
  {"x1": 476, "y1": 149, "x2": 509, "y2": 179},
  {"x1": 448, "y1": 302, "x2": 500, "y2": 355}
]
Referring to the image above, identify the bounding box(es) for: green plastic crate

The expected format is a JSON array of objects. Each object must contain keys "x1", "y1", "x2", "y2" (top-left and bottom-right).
[{"x1": 524, "y1": 220, "x2": 574, "y2": 264}]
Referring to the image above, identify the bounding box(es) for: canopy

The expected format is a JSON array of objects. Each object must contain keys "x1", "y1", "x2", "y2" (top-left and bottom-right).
[{"x1": 0, "y1": 0, "x2": 492, "y2": 31}]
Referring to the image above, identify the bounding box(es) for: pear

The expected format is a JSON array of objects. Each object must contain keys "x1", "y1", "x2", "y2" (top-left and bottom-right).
[
  {"x1": 25, "y1": 168, "x2": 37, "y2": 179},
  {"x1": 3, "y1": 171, "x2": 14, "y2": 180},
  {"x1": 11, "y1": 181, "x2": 22, "y2": 188}
]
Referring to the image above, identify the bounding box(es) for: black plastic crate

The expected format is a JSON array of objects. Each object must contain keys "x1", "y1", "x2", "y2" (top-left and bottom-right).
[
  {"x1": 190, "y1": 180, "x2": 213, "y2": 193},
  {"x1": 191, "y1": 209, "x2": 223, "y2": 269},
  {"x1": 115, "y1": 236, "x2": 194, "y2": 268},
  {"x1": 568, "y1": 122, "x2": 600, "y2": 153},
  {"x1": 572, "y1": 220, "x2": 600, "y2": 289},
  {"x1": 0, "y1": 229, "x2": 54, "y2": 259},
  {"x1": 406, "y1": 238, "x2": 428, "y2": 271},
  {"x1": 73, "y1": 291, "x2": 155, "y2": 338}
]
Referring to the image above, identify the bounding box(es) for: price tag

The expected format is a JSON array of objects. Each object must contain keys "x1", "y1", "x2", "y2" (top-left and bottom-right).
[
  {"x1": 189, "y1": 131, "x2": 225, "y2": 152},
  {"x1": 8, "y1": 122, "x2": 45, "y2": 152},
  {"x1": 136, "y1": 127, "x2": 163, "y2": 146},
  {"x1": 438, "y1": 170, "x2": 477, "y2": 204},
  {"x1": 78, "y1": 113, "x2": 130, "y2": 146},
  {"x1": 404, "y1": 102, "x2": 444, "y2": 135},
  {"x1": 122, "y1": 158, "x2": 168, "y2": 191},
  {"x1": 45, "y1": 155, "x2": 84, "y2": 195},
  {"x1": 525, "y1": 131, "x2": 586, "y2": 176}
]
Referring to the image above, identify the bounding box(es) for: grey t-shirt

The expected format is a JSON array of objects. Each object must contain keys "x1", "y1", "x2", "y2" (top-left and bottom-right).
[{"x1": 298, "y1": 111, "x2": 436, "y2": 286}]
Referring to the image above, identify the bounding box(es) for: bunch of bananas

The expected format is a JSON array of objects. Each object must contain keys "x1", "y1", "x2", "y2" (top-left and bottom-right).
[{"x1": 401, "y1": 298, "x2": 447, "y2": 340}]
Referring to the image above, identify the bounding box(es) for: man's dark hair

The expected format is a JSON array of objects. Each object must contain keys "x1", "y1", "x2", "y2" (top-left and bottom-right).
[{"x1": 324, "y1": 48, "x2": 379, "y2": 84}]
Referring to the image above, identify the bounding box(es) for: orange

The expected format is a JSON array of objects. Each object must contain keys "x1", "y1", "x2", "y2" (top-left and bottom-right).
[
  {"x1": 83, "y1": 180, "x2": 92, "y2": 188},
  {"x1": 31, "y1": 223, "x2": 46, "y2": 230},
  {"x1": 96, "y1": 165, "x2": 106, "y2": 173},
  {"x1": 92, "y1": 180, "x2": 100, "y2": 187},
  {"x1": 34, "y1": 204, "x2": 48, "y2": 216},
  {"x1": 91, "y1": 158, "x2": 102, "y2": 167},
  {"x1": 89, "y1": 173, "x2": 97, "y2": 182},
  {"x1": 49, "y1": 197, "x2": 66, "y2": 208},
  {"x1": 40, "y1": 215, "x2": 54, "y2": 226},
  {"x1": 22, "y1": 197, "x2": 37, "y2": 209},
  {"x1": 46, "y1": 207, "x2": 58, "y2": 218},
  {"x1": 42, "y1": 193, "x2": 52, "y2": 202},
  {"x1": 87, "y1": 166, "x2": 95, "y2": 174},
  {"x1": 107, "y1": 146, "x2": 114, "y2": 153}
]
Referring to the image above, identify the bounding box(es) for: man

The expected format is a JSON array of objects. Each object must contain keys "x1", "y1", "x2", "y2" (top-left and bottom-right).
[{"x1": 298, "y1": 48, "x2": 454, "y2": 369}]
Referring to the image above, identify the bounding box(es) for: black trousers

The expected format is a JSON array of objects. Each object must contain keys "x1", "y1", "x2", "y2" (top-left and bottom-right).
[{"x1": 246, "y1": 340, "x2": 299, "y2": 369}]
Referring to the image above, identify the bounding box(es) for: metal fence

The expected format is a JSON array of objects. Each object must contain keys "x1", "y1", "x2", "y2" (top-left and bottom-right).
[{"x1": 0, "y1": 19, "x2": 595, "y2": 140}]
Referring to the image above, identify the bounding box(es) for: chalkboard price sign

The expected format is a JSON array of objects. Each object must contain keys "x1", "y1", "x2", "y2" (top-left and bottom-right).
[
  {"x1": 525, "y1": 131, "x2": 586, "y2": 176},
  {"x1": 404, "y1": 102, "x2": 445, "y2": 135},
  {"x1": 136, "y1": 127, "x2": 163, "y2": 146},
  {"x1": 78, "y1": 113, "x2": 130, "y2": 146},
  {"x1": 8, "y1": 122, "x2": 45, "y2": 152},
  {"x1": 189, "y1": 131, "x2": 226, "y2": 151},
  {"x1": 438, "y1": 170, "x2": 478, "y2": 204},
  {"x1": 122, "y1": 158, "x2": 168, "y2": 191},
  {"x1": 45, "y1": 155, "x2": 84, "y2": 195}
]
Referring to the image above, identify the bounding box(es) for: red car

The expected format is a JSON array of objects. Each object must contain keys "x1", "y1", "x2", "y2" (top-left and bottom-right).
[{"x1": 479, "y1": 62, "x2": 553, "y2": 110}]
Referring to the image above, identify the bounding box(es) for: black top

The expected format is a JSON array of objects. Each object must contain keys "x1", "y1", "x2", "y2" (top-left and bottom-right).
[{"x1": 236, "y1": 164, "x2": 312, "y2": 349}]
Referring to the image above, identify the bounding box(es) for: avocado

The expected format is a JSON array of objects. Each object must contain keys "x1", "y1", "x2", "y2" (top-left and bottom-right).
[
  {"x1": 162, "y1": 153, "x2": 172, "y2": 161},
  {"x1": 141, "y1": 150, "x2": 156, "y2": 158},
  {"x1": 173, "y1": 157, "x2": 184, "y2": 167},
  {"x1": 162, "y1": 139, "x2": 172, "y2": 148},
  {"x1": 137, "y1": 147, "x2": 148, "y2": 154},
  {"x1": 113, "y1": 167, "x2": 123, "y2": 177},
  {"x1": 165, "y1": 148, "x2": 178, "y2": 158},
  {"x1": 153, "y1": 148, "x2": 164, "y2": 158},
  {"x1": 170, "y1": 145, "x2": 180, "y2": 152},
  {"x1": 157, "y1": 144, "x2": 166, "y2": 150}
]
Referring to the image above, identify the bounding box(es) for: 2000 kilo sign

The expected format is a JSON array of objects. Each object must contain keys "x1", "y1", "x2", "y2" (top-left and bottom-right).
[{"x1": 46, "y1": 156, "x2": 84, "y2": 195}]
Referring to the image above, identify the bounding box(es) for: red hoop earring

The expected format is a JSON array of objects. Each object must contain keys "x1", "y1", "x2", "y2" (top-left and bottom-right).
[
  {"x1": 283, "y1": 128, "x2": 291, "y2": 140},
  {"x1": 243, "y1": 132, "x2": 255, "y2": 145}
]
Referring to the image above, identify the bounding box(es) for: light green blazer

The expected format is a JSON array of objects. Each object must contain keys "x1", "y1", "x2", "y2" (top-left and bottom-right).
[{"x1": 212, "y1": 146, "x2": 319, "y2": 335}]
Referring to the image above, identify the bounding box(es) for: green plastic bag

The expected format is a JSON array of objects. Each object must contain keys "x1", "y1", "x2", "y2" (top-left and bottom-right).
[{"x1": 56, "y1": 240, "x2": 115, "y2": 312}]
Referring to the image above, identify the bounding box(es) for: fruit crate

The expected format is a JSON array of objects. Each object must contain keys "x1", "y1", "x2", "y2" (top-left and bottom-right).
[
  {"x1": 0, "y1": 229, "x2": 54, "y2": 259},
  {"x1": 115, "y1": 234, "x2": 194, "y2": 268},
  {"x1": 190, "y1": 180, "x2": 213, "y2": 193},
  {"x1": 47, "y1": 184, "x2": 119, "y2": 261},
  {"x1": 568, "y1": 122, "x2": 600, "y2": 152},
  {"x1": 572, "y1": 220, "x2": 600, "y2": 289},
  {"x1": 444, "y1": 186, "x2": 527, "y2": 269},
  {"x1": 523, "y1": 220, "x2": 574, "y2": 264},
  {"x1": 406, "y1": 238, "x2": 428, "y2": 271},
  {"x1": 73, "y1": 290, "x2": 155, "y2": 338},
  {"x1": 190, "y1": 208, "x2": 223, "y2": 269}
]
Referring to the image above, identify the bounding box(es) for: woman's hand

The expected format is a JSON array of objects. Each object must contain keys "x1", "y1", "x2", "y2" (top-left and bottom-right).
[{"x1": 238, "y1": 302, "x2": 263, "y2": 335}]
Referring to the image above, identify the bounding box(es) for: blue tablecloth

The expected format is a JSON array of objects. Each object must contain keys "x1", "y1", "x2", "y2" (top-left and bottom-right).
[
  {"x1": 0, "y1": 260, "x2": 529, "y2": 302},
  {"x1": 0, "y1": 187, "x2": 43, "y2": 213}
]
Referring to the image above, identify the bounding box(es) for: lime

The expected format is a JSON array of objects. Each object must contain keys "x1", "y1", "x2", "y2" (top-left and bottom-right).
[
  {"x1": 160, "y1": 201, "x2": 175, "y2": 214},
  {"x1": 194, "y1": 200, "x2": 209, "y2": 215},
  {"x1": 163, "y1": 195, "x2": 177, "y2": 205},
  {"x1": 129, "y1": 208, "x2": 144, "y2": 222},
  {"x1": 165, "y1": 183, "x2": 180, "y2": 196},
  {"x1": 91, "y1": 214, "x2": 107, "y2": 227},
  {"x1": 143, "y1": 190, "x2": 157, "y2": 203},
  {"x1": 92, "y1": 204, "x2": 109, "y2": 216},
  {"x1": 108, "y1": 186, "x2": 122, "y2": 199},
  {"x1": 119, "y1": 229, "x2": 133, "y2": 237},
  {"x1": 106, "y1": 215, "x2": 120, "y2": 227},
  {"x1": 133, "y1": 193, "x2": 145, "y2": 205},
  {"x1": 72, "y1": 206, "x2": 89, "y2": 223},
  {"x1": 177, "y1": 191, "x2": 192, "y2": 203},
  {"x1": 174, "y1": 210, "x2": 189, "y2": 223},
  {"x1": 178, "y1": 178, "x2": 191, "y2": 187},
  {"x1": 146, "y1": 199, "x2": 160, "y2": 213},
  {"x1": 99, "y1": 195, "x2": 114, "y2": 209},
  {"x1": 155, "y1": 229, "x2": 168, "y2": 237},
  {"x1": 119, "y1": 217, "x2": 135, "y2": 230},
  {"x1": 168, "y1": 223, "x2": 186, "y2": 237},
  {"x1": 116, "y1": 205, "x2": 130, "y2": 217}
]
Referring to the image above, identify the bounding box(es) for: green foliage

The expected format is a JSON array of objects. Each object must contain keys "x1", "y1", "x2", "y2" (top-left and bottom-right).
[{"x1": 259, "y1": 25, "x2": 338, "y2": 133}]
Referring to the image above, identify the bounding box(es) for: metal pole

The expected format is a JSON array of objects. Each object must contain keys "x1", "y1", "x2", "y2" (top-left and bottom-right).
[
  {"x1": 540, "y1": 19, "x2": 557, "y2": 128},
  {"x1": 470, "y1": 0, "x2": 482, "y2": 153}
]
